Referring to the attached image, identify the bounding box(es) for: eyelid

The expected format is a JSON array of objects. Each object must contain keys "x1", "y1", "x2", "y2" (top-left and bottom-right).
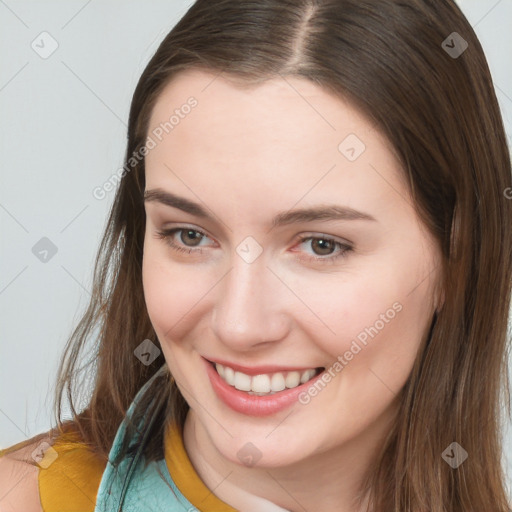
[
  {"x1": 291, "y1": 231, "x2": 352, "y2": 247},
  {"x1": 155, "y1": 226, "x2": 353, "y2": 263},
  {"x1": 159, "y1": 224, "x2": 215, "y2": 241},
  {"x1": 290, "y1": 233, "x2": 352, "y2": 264}
]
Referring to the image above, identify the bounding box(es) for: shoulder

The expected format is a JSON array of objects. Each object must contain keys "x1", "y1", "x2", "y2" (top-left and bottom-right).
[
  {"x1": 0, "y1": 427, "x2": 108, "y2": 512},
  {"x1": 0, "y1": 439, "x2": 43, "y2": 512}
]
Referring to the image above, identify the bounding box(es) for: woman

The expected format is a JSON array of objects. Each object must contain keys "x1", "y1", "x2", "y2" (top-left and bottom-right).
[{"x1": 1, "y1": 0, "x2": 511, "y2": 510}]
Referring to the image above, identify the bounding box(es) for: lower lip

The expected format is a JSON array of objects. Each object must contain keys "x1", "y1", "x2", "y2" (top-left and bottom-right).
[{"x1": 204, "y1": 358, "x2": 325, "y2": 417}]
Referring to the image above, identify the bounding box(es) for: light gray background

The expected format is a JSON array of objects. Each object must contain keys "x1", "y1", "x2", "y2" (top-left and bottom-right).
[{"x1": 1, "y1": 0, "x2": 511, "y2": 496}]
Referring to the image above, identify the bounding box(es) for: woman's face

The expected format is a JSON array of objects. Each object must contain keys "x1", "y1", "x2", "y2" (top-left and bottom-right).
[{"x1": 142, "y1": 68, "x2": 442, "y2": 467}]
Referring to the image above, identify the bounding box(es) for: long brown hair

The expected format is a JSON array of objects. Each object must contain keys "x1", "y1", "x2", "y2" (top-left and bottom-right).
[{"x1": 4, "y1": 0, "x2": 512, "y2": 510}]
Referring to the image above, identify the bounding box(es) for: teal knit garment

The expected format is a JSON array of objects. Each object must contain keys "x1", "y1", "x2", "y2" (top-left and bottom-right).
[{"x1": 93, "y1": 366, "x2": 199, "y2": 512}]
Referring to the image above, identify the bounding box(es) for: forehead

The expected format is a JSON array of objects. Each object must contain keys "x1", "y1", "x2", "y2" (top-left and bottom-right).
[
  {"x1": 145, "y1": 68, "x2": 408, "y2": 214},
  {"x1": 148, "y1": 68, "x2": 375, "y2": 150}
]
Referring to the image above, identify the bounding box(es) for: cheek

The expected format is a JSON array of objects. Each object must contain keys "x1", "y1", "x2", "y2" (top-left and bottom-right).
[
  {"x1": 298, "y1": 253, "x2": 435, "y2": 383},
  {"x1": 141, "y1": 241, "x2": 213, "y2": 339}
]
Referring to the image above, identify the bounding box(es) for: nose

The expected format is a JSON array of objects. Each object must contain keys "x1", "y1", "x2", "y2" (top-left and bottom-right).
[{"x1": 210, "y1": 252, "x2": 291, "y2": 351}]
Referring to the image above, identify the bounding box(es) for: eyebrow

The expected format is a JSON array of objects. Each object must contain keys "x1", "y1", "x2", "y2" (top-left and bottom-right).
[{"x1": 143, "y1": 188, "x2": 377, "y2": 228}]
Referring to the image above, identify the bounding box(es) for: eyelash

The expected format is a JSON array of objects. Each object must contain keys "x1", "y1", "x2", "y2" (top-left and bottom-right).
[{"x1": 154, "y1": 228, "x2": 352, "y2": 264}]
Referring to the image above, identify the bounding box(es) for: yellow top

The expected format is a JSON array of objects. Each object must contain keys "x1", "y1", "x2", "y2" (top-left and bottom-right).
[{"x1": 1, "y1": 422, "x2": 238, "y2": 511}]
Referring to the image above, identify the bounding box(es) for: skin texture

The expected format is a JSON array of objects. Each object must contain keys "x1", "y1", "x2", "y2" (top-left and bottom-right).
[
  {"x1": 142, "y1": 68, "x2": 443, "y2": 512},
  {"x1": 0, "y1": 442, "x2": 43, "y2": 512}
]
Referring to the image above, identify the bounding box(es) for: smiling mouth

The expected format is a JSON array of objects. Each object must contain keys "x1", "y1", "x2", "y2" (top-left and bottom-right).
[{"x1": 207, "y1": 360, "x2": 324, "y2": 396}]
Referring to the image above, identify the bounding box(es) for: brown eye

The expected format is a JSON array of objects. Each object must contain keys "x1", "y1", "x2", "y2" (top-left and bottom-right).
[
  {"x1": 310, "y1": 238, "x2": 336, "y2": 256},
  {"x1": 293, "y1": 235, "x2": 352, "y2": 264},
  {"x1": 180, "y1": 229, "x2": 204, "y2": 246}
]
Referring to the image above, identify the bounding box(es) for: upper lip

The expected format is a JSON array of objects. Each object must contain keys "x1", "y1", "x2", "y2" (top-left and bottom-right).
[{"x1": 204, "y1": 357, "x2": 324, "y2": 376}]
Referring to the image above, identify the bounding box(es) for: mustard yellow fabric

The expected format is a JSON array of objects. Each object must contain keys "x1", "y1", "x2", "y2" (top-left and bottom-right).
[
  {"x1": 38, "y1": 429, "x2": 107, "y2": 511},
  {"x1": 164, "y1": 422, "x2": 238, "y2": 512},
  {"x1": 1, "y1": 422, "x2": 238, "y2": 511}
]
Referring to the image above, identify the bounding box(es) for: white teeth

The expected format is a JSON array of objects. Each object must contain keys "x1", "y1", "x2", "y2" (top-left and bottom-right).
[
  {"x1": 214, "y1": 363, "x2": 320, "y2": 394},
  {"x1": 285, "y1": 371, "x2": 301, "y2": 388},
  {"x1": 270, "y1": 373, "x2": 286, "y2": 392},
  {"x1": 223, "y1": 365, "x2": 235, "y2": 386},
  {"x1": 216, "y1": 363, "x2": 225, "y2": 379},
  {"x1": 234, "y1": 371, "x2": 252, "y2": 391},
  {"x1": 251, "y1": 374, "x2": 271, "y2": 393},
  {"x1": 300, "y1": 369, "x2": 316, "y2": 384}
]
